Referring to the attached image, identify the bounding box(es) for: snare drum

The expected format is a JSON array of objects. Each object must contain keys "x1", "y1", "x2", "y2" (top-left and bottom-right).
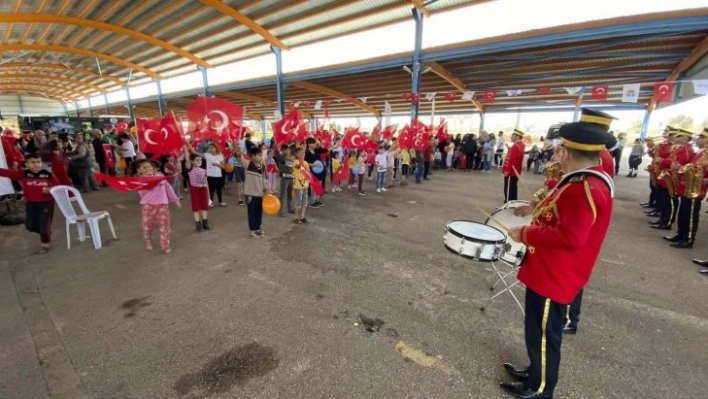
[
  {"x1": 443, "y1": 220, "x2": 506, "y2": 262},
  {"x1": 485, "y1": 201, "x2": 533, "y2": 265}
]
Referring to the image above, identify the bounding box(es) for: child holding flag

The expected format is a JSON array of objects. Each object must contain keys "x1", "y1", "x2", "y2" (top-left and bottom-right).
[
  {"x1": 132, "y1": 159, "x2": 181, "y2": 253},
  {"x1": 292, "y1": 146, "x2": 310, "y2": 224}
]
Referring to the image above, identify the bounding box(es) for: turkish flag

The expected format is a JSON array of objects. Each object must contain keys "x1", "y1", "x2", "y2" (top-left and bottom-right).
[
  {"x1": 102, "y1": 144, "x2": 116, "y2": 170},
  {"x1": 340, "y1": 127, "x2": 366, "y2": 150},
  {"x1": 382, "y1": 124, "x2": 397, "y2": 140},
  {"x1": 157, "y1": 111, "x2": 186, "y2": 158},
  {"x1": 314, "y1": 124, "x2": 332, "y2": 149},
  {"x1": 371, "y1": 123, "x2": 382, "y2": 141},
  {"x1": 363, "y1": 137, "x2": 379, "y2": 154},
  {"x1": 537, "y1": 87, "x2": 551, "y2": 94},
  {"x1": 299, "y1": 163, "x2": 324, "y2": 196},
  {"x1": 136, "y1": 118, "x2": 161, "y2": 155},
  {"x1": 413, "y1": 131, "x2": 431, "y2": 152},
  {"x1": 397, "y1": 125, "x2": 412, "y2": 149},
  {"x1": 483, "y1": 91, "x2": 496, "y2": 103},
  {"x1": 94, "y1": 172, "x2": 166, "y2": 192},
  {"x1": 332, "y1": 160, "x2": 350, "y2": 184},
  {"x1": 116, "y1": 120, "x2": 129, "y2": 133},
  {"x1": 591, "y1": 86, "x2": 609, "y2": 101},
  {"x1": 653, "y1": 82, "x2": 674, "y2": 103},
  {"x1": 272, "y1": 110, "x2": 302, "y2": 146},
  {"x1": 186, "y1": 95, "x2": 244, "y2": 149},
  {"x1": 435, "y1": 118, "x2": 448, "y2": 141}
]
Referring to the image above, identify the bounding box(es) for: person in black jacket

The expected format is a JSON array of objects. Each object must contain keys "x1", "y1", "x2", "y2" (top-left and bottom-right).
[{"x1": 462, "y1": 134, "x2": 478, "y2": 171}]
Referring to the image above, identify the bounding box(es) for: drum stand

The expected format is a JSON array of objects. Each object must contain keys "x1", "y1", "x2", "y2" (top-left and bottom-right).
[{"x1": 480, "y1": 258, "x2": 525, "y2": 315}]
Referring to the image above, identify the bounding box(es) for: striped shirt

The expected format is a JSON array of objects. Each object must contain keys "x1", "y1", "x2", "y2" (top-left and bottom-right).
[{"x1": 188, "y1": 166, "x2": 207, "y2": 187}]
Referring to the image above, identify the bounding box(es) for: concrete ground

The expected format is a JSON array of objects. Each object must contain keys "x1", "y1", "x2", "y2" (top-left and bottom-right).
[{"x1": 1, "y1": 157, "x2": 707, "y2": 399}]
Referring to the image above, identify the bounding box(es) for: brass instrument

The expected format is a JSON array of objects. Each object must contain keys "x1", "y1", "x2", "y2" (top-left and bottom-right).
[
  {"x1": 534, "y1": 161, "x2": 563, "y2": 201},
  {"x1": 679, "y1": 151, "x2": 708, "y2": 199},
  {"x1": 657, "y1": 145, "x2": 679, "y2": 197}
]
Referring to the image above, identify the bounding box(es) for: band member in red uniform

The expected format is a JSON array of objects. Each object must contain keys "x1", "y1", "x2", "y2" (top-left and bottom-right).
[
  {"x1": 502, "y1": 129, "x2": 526, "y2": 202},
  {"x1": 650, "y1": 129, "x2": 677, "y2": 227},
  {"x1": 653, "y1": 128, "x2": 693, "y2": 230},
  {"x1": 499, "y1": 121, "x2": 615, "y2": 399},
  {"x1": 663, "y1": 128, "x2": 703, "y2": 248}
]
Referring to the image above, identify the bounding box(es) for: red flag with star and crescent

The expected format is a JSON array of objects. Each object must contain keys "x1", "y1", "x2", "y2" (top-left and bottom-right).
[
  {"x1": 397, "y1": 125, "x2": 412, "y2": 149},
  {"x1": 340, "y1": 127, "x2": 366, "y2": 150},
  {"x1": 382, "y1": 124, "x2": 398, "y2": 140},
  {"x1": 371, "y1": 123, "x2": 382, "y2": 142},
  {"x1": 483, "y1": 90, "x2": 496, "y2": 103},
  {"x1": 136, "y1": 118, "x2": 161, "y2": 155},
  {"x1": 314, "y1": 123, "x2": 332, "y2": 149},
  {"x1": 272, "y1": 110, "x2": 303, "y2": 146},
  {"x1": 591, "y1": 85, "x2": 609, "y2": 101},
  {"x1": 94, "y1": 172, "x2": 166, "y2": 192},
  {"x1": 186, "y1": 95, "x2": 244, "y2": 150},
  {"x1": 157, "y1": 111, "x2": 186, "y2": 158},
  {"x1": 413, "y1": 131, "x2": 432, "y2": 152},
  {"x1": 332, "y1": 157, "x2": 350, "y2": 184},
  {"x1": 653, "y1": 82, "x2": 674, "y2": 103},
  {"x1": 298, "y1": 157, "x2": 325, "y2": 196},
  {"x1": 435, "y1": 118, "x2": 448, "y2": 141}
]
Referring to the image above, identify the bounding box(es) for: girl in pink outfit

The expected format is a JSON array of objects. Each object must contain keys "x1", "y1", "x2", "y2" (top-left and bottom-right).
[
  {"x1": 265, "y1": 149, "x2": 278, "y2": 192},
  {"x1": 132, "y1": 159, "x2": 181, "y2": 254}
]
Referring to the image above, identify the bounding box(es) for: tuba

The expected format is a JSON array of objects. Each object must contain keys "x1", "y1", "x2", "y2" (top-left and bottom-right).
[
  {"x1": 534, "y1": 161, "x2": 563, "y2": 201},
  {"x1": 679, "y1": 151, "x2": 708, "y2": 199}
]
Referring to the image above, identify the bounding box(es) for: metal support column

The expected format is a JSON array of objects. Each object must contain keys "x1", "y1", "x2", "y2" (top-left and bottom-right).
[
  {"x1": 411, "y1": 7, "x2": 424, "y2": 122},
  {"x1": 639, "y1": 105, "x2": 654, "y2": 140},
  {"x1": 62, "y1": 103, "x2": 69, "y2": 117},
  {"x1": 198, "y1": 66, "x2": 210, "y2": 97},
  {"x1": 87, "y1": 97, "x2": 94, "y2": 118},
  {"x1": 74, "y1": 102, "x2": 80, "y2": 118},
  {"x1": 154, "y1": 78, "x2": 165, "y2": 117},
  {"x1": 572, "y1": 89, "x2": 585, "y2": 122},
  {"x1": 479, "y1": 112, "x2": 486, "y2": 132},
  {"x1": 310, "y1": 118, "x2": 316, "y2": 132},
  {"x1": 17, "y1": 95, "x2": 24, "y2": 114},
  {"x1": 271, "y1": 45, "x2": 285, "y2": 117},
  {"x1": 125, "y1": 87, "x2": 135, "y2": 122},
  {"x1": 103, "y1": 93, "x2": 111, "y2": 114},
  {"x1": 261, "y1": 119, "x2": 268, "y2": 143}
]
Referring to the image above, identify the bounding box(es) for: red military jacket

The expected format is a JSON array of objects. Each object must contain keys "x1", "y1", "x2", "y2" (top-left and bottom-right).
[
  {"x1": 0, "y1": 168, "x2": 58, "y2": 202},
  {"x1": 677, "y1": 148, "x2": 708, "y2": 198},
  {"x1": 501, "y1": 140, "x2": 525, "y2": 177},
  {"x1": 599, "y1": 148, "x2": 615, "y2": 178},
  {"x1": 517, "y1": 165, "x2": 614, "y2": 304},
  {"x1": 654, "y1": 141, "x2": 676, "y2": 189}
]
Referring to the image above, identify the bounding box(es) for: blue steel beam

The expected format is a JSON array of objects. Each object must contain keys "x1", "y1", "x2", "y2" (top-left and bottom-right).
[
  {"x1": 125, "y1": 87, "x2": 134, "y2": 121},
  {"x1": 17, "y1": 95, "x2": 24, "y2": 114},
  {"x1": 62, "y1": 103, "x2": 69, "y2": 116},
  {"x1": 87, "y1": 96, "x2": 93, "y2": 117},
  {"x1": 154, "y1": 78, "x2": 165, "y2": 117},
  {"x1": 198, "y1": 66, "x2": 210, "y2": 96},
  {"x1": 103, "y1": 93, "x2": 111, "y2": 114},
  {"x1": 411, "y1": 7, "x2": 424, "y2": 121},
  {"x1": 640, "y1": 106, "x2": 653, "y2": 139},
  {"x1": 271, "y1": 45, "x2": 285, "y2": 116}
]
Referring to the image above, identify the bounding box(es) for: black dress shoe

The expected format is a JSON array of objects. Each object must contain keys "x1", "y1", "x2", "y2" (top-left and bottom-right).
[
  {"x1": 646, "y1": 211, "x2": 660, "y2": 217},
  {"x1": 651, "y1": 224, "x2": 671, "y2": 230},
  {"x1": 663, "y1": 235, "x2": 681, "y2": 242},
  {"x1": 503, "y1": 363, "x2": 529, "y2": 380},
  {"x1": 670, "y1": 241, "x2": 694, "y2": 249},
  {"x1": 500, "y1": 382, "x2": 553, "y2": 399},
  {"x1": 648, "y1": 220, "x2": 661, "y2": 225},
  {"x1": 700, "y1": 269, "x2": 708, "y2": 276},
  {"x1": 639, "y1": 202, "x2": 650, "y2": 207},
  {"x1": 562, "y1": 326, "x2": 577, "y2": 334},
  {"x1": 692, "y1": 259, "x2": 708, "y2": 267}
]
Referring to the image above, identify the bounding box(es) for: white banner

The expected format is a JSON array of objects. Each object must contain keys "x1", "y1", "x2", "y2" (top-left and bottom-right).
[
  {"x1": 384, "y1": 101, "x2": 392, "y2": 116},
  {"x1": 621, "y1": 83, "x2": 640, "y2": 103},
  {"x1": 693, "y1": 79, "x2": 708, "y2": 95},
  {"x1": 425, "y1": 92, "x2": 437, "y2": 101},
  {"x1": 0, "y1": 143, "x2": 15, "y2": 196},
  {"x1": 461, "y1": 91, "x2": 475, "y2": 100},
  {"x1": 506, "y1": 89, "x2": 523, "y2": 96},
  {"x1": 314, "y1": 100, "x2": 322, "y2": 110}
]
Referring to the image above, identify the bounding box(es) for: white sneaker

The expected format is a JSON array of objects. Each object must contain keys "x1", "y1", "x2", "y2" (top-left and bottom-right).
[
  {"x1": 376, "y1": 188, "x2": 381, "y2": 193},
  {"x1": 381, "y1": 188, "x2": 387, "y2": 192}
]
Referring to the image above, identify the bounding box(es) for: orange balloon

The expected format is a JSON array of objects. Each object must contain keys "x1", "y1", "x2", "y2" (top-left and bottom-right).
[
  {"x1": 263, "y1": 194, "x2": 281, "y2": 215},
  {"x1": 223, "y1": 163, "x2": 234, "y2": 173}
]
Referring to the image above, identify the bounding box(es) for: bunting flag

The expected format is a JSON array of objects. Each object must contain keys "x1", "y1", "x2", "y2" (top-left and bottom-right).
[
  {"x1": 445, "y1": 92, "x2": 457, "y2": 102},
  {"x1": 537, "y1": 87, "x2": 551, "y2": 94},
  {"x1": 564, "y1": 87, "x2": 583, "y2": 95},
  {"x1": 653, "y1": 82, "x2": 674, "y2": 103},
  {"x1": 591, "y1": 85, "x2": 609, "y2": 101},
  {"x1": 506, "y1": 90, "x2": 522, "y2": 97},
  {"x1": 358, "y1": 97, "x2": 368, "y2": 103},
  {"x1": 621, "y1": 84, "x2": 640, "y2": 103},
  {"x1": 314, "y1": 100, "x2": 323, "y2": 110},
  {"x1": 425, "y1": 92, "x2": 437, "y2": 101},
  {"x1": 384, "y1": 101, "x2": 392, "y2": 116},
  {"x1": 461, "y1": 91, "x2": 475, "y2": 101},
  {"x1": 95, "y1": 172, "x2": 166, "y2": 192},
  {"x1": 483, "y1": 90, "x2": 496, "y2": 103}
]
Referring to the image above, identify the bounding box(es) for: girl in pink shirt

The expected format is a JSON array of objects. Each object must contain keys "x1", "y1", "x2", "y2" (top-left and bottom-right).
[{"x1": 133, "y1": 159, "x2": 181, "y2": 254}]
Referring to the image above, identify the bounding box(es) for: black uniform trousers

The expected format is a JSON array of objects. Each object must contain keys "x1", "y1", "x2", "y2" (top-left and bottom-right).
[
  {"x1": 25, "y1": 201, "x2": 54, "y2": 244},
  {"x1": 656, "y1": 187, "x2": 678, "y2": 226},
  {"x1": 564, "y1": 289, "x2": 583, "y2": 329},
  {"x1": 677, "y1": 196, "x2": 702, "y2": 242},
  {"x1": 525, "y1": 288, "x2": 566, "y2": 397},
  {"x1": 504, "y1": 175, "x2": 518, "y2": 203},
  {"x1": 649, "y1": 180, "x2": 657, "y2": 208}
]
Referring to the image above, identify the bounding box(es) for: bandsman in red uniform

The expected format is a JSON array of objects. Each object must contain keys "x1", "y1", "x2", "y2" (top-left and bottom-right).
[
  {"x1": 664, "y1": 128, "x2": 705, "y2": 248},
  {"x1": 502, "y1": 129, "x2": 526, "y2": 202},
  {"x1": 499, "y1": 120, "x2": 615, "y2": 399},
  {"x1": 652, "y1": 128, "x2": 693, "y2": 230}
]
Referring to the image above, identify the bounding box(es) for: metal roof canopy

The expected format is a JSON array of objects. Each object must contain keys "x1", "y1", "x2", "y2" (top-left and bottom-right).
[
  {"x1": 94, "y1": 8, "x2": 708, "y2": 121},
  {"x1": 0, "y1": 0, "x2": 479, "y2": 99}
]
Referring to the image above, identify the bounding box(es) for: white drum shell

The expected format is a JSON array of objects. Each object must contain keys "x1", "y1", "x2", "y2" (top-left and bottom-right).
[
  {"x1": 443, "y1": 220, "x2": 505, "y2": 262},
  {"x1": 485, "y1": 201, "x2": 533, "y2": 265}
]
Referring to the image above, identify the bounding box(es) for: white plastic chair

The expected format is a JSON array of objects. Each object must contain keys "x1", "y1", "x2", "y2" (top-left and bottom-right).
[{"x1": 49, "y1": 185, "x2": 117, "y2": 249}]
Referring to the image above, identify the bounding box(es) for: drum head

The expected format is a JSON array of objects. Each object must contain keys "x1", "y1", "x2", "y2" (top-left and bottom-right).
[
  {"x1": 486, "y1": 202, "x2": 532, "y2": 231},
  {"x1": 446, "y1": 220, "x2": 506, "y2": 243}
]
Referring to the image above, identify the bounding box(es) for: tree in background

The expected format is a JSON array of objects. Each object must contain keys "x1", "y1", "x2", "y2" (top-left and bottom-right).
[{"x1": 667, "y1": 114, "x2": 695, "y2": 130}]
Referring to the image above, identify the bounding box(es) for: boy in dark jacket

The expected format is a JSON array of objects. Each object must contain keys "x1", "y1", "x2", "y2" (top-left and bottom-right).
[{"x1": 0, "y1": 153, "x2": 59, "y2": 253}]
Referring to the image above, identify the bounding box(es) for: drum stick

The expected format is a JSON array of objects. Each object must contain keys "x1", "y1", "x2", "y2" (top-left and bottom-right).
[
  {"x1": 512, "y1": 166, "x2": 533, "y2": 200},
  {"x1": 474, "y1": 203, "x2": 512, "y2": 232}
]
